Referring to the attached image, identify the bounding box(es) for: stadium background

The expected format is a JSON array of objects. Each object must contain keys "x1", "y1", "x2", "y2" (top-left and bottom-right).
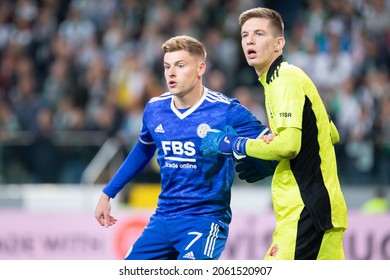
[{"x1": 0, "y1": 0, "x2": 389, "y2": 260}]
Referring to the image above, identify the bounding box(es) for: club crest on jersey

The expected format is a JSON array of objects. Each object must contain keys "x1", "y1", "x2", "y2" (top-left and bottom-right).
[{"x1": 197, "y1": 123, "x2": 211, "y2": 138}]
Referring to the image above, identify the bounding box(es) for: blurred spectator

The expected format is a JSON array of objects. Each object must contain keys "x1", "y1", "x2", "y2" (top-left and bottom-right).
[
  {"x1": 92, "y1": 101, "x2": 124, "y2": 139},
  {"x1": 374, "y1": 74, "x2": 390, "y2": 186},
  {"x1": 29, "y1": 5, "x2": 58, "y2": 85},
  {"x1": 0, "y1": 46, "x2": 18, "y2": 100},
  {"x1": 331, "y1": 77, "x2": 361, "y2": 142},
  {"x1": 232, "y1": 86, "x2": 268, "y2": 126},
  {"x1": 109, "y1": 52, "x2": 147, "y2": 113},
  {"x1": 71, "y1": 0, "x2": 116, "y2": 31},
  {"x1": 9, "y1": 74, "x2": 42, "y2": 131},
  {"x1": 310, "y1": 32, "x2": 354, "y2": 94},
  {"x1": 203, "y1": 28, "x2": 239, "y2": 91},
  {"x1": 53, "y1": 95, "x2": 80, "y2": 130},
  {"x1": 116, "y1": 70, "x2": 163, "y2": 148},
  {"x1": 80, "y1": 53, "x2": 110, "y2": 127},
  {"x1": 344, "y1": 102, "x2": 375, "y2": 185},
  {"x1": 57, "y1": 5, "x2": 96, "y2": 55},
  {"x1": 0, "y1": 100, "x2": 20, "y2": 141},
  {"x1": 361, "y1": 0, "x2": 390, "y2": 38},
  {"x1": 0, "y1": 1, "x2": 15, "y2": 50},
  {"x1": 101, "y1": 13, "x2": 130, "y2": 68},
  {"x1": 205, "y1": 68, "x2": 227, "y2": 94},
  {"x1": 10, "y1": 0, "x2": 36, "y2": 49},
  {"x1": 41, "y1": 57, "x2": 72, "y2": 110},
  {"x1": 30, "y1": 106, "x2": 60, "y2": 183}
]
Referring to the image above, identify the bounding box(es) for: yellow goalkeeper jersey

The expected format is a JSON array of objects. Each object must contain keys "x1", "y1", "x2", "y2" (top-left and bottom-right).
[{"x1": 247, "y1": 56, "x2": 347, "y2": 232}]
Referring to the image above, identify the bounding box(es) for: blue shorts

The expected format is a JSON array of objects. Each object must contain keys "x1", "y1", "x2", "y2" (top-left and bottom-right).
[{"x1": 124, "y1": 215, "x2": 229, "y2": 260}]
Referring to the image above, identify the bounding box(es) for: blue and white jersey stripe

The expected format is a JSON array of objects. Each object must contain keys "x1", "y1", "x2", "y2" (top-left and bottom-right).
[
  {"x1": 204, "y1": 222, "x2": 220, "y2": 258},
  {"x1": 205, "y1": 90, "x2": 231, "y2": 104}
]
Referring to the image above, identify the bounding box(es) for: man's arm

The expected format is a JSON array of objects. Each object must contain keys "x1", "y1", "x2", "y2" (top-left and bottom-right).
[
  {"x1": 245, "y1": 127, "x2": 301, "y2": 161},
  {"x1": 103, "y1": 140, "x2": 156, "y2": 198},
  {"x1": 201, "y1": 126, "x2": 301, "y2": 161},
  {"x1": 95, "y1": 140, "x2": 156, "y2": 227}
]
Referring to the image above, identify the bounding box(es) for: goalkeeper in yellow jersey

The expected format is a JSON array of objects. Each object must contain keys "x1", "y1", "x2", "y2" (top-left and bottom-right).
[{"x1": 200, "y1": 7, "x2": 347, "y2": 260}]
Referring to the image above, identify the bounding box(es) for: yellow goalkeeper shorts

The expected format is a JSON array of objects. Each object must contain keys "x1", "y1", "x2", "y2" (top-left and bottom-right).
[{"x1": 264, "y1": 208, "x2": 346, "y2": 260}]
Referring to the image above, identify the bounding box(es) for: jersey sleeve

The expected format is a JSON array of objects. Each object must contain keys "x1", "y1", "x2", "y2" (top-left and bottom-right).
[
  {"x1": 270, "y1": 74, "x2": 305, "y2": 134},
  {"x1": 246, "y1": 127, "x2": 301, "y2": 161},
  {"x1": 103, "y1": 140, "x2": 156, "y2": 198},
  {"x1": 139, "y1": 104, "x2": 154, "y2": 144}
]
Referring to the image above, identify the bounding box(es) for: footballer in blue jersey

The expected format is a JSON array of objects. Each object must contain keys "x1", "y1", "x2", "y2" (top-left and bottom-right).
[{"x1": 95, "y1": 35, "x2": 273, "y2": 260}]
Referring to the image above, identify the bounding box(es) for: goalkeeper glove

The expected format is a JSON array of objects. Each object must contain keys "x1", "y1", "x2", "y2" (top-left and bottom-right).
[
  {"x1": 235, "y1": 157, "x2": 278, "y2": 183},
  {"x1": 200, "y1": 126, "x2": 248, "y2": 159}
]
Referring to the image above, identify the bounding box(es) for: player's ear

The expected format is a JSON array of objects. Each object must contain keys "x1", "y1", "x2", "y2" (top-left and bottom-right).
[
  {"x1": 275, "y1": 37, "x2": 285, "y2": 52},
  {"x1": 198, "y1": 61, "x2": 206, "y2": 76}
]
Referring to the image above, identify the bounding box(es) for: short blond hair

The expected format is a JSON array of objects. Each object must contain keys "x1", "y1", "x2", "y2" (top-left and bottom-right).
[
  {"x1": 239, "y1": 7, "x2": 284, "y2": 37},
  {"x1": 162, "y1": 35, "x2": 207, "y2": 60}
]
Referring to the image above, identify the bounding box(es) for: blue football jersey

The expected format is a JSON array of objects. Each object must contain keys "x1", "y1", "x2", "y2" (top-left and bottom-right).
[{"x1": 139, "y1": 88, "x2": 268, "y2": 224}]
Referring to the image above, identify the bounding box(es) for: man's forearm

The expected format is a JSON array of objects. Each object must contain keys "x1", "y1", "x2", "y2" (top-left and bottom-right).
[{"x1": 245, "y1": 127, "x2": 301, "y2": 161}]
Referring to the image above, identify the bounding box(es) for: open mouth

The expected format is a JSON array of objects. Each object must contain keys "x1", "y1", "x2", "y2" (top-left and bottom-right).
[
  {"x1": 247, "y1": 48, "x2": 257, "y2": 59},
  {"x1": 169, "y1": 80, "x2": 177, "y2": 87}
]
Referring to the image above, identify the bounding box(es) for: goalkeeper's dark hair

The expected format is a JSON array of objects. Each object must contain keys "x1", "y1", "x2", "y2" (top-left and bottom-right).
[
  {"x1": 238, "y1": 7, "x2": 284, "y2": 37},
  {"x1": 162, "y1": 35, "x2": 207, "y2": 61}
]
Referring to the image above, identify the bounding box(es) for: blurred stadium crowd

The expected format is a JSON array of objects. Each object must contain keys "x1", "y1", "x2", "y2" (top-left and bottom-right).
[{"x1": 0, "y1": 0, "x2": 389, "y2": 187}]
